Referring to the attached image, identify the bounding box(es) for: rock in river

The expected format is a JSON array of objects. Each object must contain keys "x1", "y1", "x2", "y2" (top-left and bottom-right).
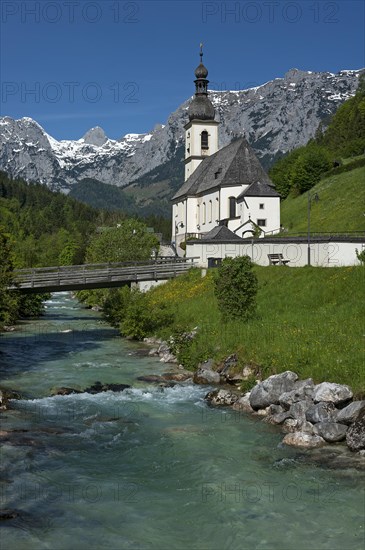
[
  {"x1": 249, "y1": 371, "x2": 298, "y2": 410},
  {"x1": 313, "y1": 421, "x2": 348, "y2": 442},
  {"x1": 282, "y1": 431, "x2": 326, "y2": 449},
  {"x1": 346, "y1": 411, "x2": 365, "y2": 452},
  {"x1": 205, "y1": 389, "x2": 239, "y2": 406},
  {"x1": 193, "y1": 360, "x2": 220, "y2": 385}
]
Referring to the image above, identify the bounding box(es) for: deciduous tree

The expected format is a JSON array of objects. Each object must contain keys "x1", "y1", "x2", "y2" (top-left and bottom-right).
[{"x1": 86, "y1": 219, "x2": 159, "y2": 264}]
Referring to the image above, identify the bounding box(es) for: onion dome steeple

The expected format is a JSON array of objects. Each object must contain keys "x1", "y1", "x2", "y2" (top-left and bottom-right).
[
  {"x1": 194, "y1": 45, "x2": 209, "y2": 79},
  {"x1": 188, "y1": 44, "x2": 215, "y2": 121}
]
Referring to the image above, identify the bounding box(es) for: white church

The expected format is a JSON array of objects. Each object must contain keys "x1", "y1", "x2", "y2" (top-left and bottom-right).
[{"x1": 171, "y1": 48, "x2": 281, "y2": 252}]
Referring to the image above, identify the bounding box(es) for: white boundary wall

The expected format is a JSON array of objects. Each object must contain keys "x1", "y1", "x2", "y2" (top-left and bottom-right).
[{"x1": 186, "y1": 239, "x2": 365, "y2": 267}]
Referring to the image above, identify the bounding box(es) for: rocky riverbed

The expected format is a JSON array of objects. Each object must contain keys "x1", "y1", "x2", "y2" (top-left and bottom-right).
[{"x1": 143, "y1": 336, "x2": 365, "y2": 461}]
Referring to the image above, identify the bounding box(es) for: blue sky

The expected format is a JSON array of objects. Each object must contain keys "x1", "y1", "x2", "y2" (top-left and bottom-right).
[{"x1": 1, "y1": 0, "x2": 364, "y2": 140}]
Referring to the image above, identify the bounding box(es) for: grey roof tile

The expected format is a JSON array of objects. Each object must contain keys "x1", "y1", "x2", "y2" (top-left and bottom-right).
[
  {"x1": 201, "y1": 225, "x2": 244, "y2": 241},
  {"x1": 172, "y1": 137, "x2": 273, "y2": 201},
  {"x1": 237, "y1": 180, "x2": 280, "y2": 199}
]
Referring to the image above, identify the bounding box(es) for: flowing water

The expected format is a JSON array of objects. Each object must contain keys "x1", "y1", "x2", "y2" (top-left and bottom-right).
[{"x1": 0, "y1": 293, "x2": 363, "y2": 550}]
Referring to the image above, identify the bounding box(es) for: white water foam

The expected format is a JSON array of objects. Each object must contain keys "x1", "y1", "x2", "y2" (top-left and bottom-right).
[{"x1": 15, "y1": 384, "x2": 207, "y2": 413}]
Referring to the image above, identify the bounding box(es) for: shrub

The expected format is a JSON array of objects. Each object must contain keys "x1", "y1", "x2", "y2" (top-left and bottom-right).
[
  {"x1": 120, "y1": 289, "x2": 174, "y2": 340},
  {"x1": 17, "y1": 293, "x2": 51, "y2": 317},
  {"x1": 356, "y1": 248, "x2": 365, "y2": 265},
  {"x1": 103, "y1": 286, "x2": 131, "y2": 327},
  {"x1": 168, "y1": 327, "x2": 215, "y2": 370},
  {"x1": 214, "y1": 256, "x2": 258, "y2": 322}
]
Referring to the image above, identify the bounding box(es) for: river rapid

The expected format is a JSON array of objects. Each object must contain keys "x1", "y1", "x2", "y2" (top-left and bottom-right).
[{"x1": 0, "y1": 292, "x2": 363, "y2": 550}]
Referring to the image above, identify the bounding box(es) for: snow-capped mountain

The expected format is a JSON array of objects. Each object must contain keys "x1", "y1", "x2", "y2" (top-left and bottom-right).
[{"x1": 0, "y1": 68, "x2": 363, "y2": 194}]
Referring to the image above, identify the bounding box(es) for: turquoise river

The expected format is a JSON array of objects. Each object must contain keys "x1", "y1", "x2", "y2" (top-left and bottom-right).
[{"x1": 0, "y1": 293, "x2": 364, "y2": 549}]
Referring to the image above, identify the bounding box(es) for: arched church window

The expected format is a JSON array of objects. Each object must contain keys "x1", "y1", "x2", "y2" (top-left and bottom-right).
[
  {"x1": 201, "y1": 131, "x2": 209, "y2": 150},
  {"x1": 202, "y1": 202, "x2": 206, "y2": 224},
  {"x1": 209, "y1": 200, "x2": 212, "y2": 223},
  {"x1": 229, "y1": 196, "x2": 236, "y2": 219}
]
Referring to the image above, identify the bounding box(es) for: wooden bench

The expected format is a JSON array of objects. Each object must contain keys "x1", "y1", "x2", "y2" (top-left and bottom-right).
[{"x1": 268, "y1": 253, "x2": 290, "y2": 266}]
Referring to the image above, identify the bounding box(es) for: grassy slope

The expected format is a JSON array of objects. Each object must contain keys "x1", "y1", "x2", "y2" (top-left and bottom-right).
[
  {"x1": 280, "y1": 166, "x2": 365, "y2": 234},
  {"x1": 148, "y1": 266, "x2": 365, "y2": 395}
]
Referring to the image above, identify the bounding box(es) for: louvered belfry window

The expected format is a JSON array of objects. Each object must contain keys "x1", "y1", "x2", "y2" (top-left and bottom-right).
[{"x1": 201, "y1": 131, "x2": 209, "y2": 149}]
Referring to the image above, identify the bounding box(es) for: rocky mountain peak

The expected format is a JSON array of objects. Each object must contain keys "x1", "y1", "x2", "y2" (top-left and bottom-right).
[
  {"x1": 82, "y1": 126, "x2": 108, "y2": 146},
  {"x1": 0, "y1": 68, "x2": 363, "y2": 195}
]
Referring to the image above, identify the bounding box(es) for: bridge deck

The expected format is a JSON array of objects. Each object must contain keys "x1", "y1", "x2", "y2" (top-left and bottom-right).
[{"x1": 10, "y1": 258, "x2": 196, "y2": 293}]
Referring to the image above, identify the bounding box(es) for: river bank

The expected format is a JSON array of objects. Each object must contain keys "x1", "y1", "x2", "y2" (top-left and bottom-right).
[
  {"x1": 92, "y1": 266, "x2": 365, "y2": 394},
  {"x1": 141, "y1": 336, "x2": 365, "y2": 462}
]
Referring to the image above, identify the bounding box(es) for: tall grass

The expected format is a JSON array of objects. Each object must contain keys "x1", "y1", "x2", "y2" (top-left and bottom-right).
[{"x1": 148, "y1": 266, "x2": 365, "y2": 395}]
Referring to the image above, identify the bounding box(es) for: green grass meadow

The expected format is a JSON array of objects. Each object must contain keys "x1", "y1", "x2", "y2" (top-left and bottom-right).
[
  {"x1": 280, "y1": 166, "x2": 365, "y2": 234},
  {"x1": 148, "y1": 266, "x2": 365, "y2": 395}
]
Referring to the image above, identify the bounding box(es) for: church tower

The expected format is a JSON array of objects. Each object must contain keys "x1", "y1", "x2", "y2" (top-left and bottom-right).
[{"x1": 184, "y1": 45, "x2": 219, "y2": 181}]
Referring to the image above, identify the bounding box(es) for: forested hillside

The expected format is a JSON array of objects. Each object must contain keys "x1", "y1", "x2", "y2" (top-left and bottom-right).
[
  {"x1": 0, "y1": 171, "x2": 98, "y2": 267},
  {"x1": 68, "y1": 178, "x2": 172, "y2": 238},
  {"x1": 0, "y1": 172, "x2": 170, "y2": 328},
  {"x1": 269, "y1": 74, "x2": 365, "y2": 198}
]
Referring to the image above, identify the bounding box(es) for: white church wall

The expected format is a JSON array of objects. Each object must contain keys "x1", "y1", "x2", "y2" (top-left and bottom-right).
[
  {"x1": 220, "y1": 186, "x2": 247, "y2": 219},
  {"x1": 196, "y1": 190, "x2": 219, "y2": 232},
  {"x1": 186, "y1": 196, "x2": 199, "y2": 233},
  {"x1": 186, "y1": 240, "x2": 364, "y2": 268},
  {"x1": 238, "y1": 196, "x2": 281, "y2": 236}
]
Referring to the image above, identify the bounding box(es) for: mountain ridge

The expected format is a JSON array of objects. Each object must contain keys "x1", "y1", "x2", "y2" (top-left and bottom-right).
[{"x1": 0, "y1": 68, "x2": 363, "y2": 204}]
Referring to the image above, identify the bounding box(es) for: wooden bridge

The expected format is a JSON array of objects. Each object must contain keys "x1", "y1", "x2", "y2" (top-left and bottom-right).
[{"x1": 10, "y1": 258, "x2": 196, "y2": 293}]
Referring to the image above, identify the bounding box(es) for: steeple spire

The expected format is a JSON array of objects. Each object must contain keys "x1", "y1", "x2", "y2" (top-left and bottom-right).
[
  {"x1": 194, "y1": 45, "x2": 209, "y2": 90},
  {"x1": 188, "y1": 45, "x2": 215, "y2": 121}
]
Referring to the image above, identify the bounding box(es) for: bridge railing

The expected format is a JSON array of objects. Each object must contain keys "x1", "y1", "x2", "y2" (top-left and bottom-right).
[
  {"x1": 11, "y1": 257, "x2": 199, "y2": 291},
  {"x1": 14, "y1": 256, "x2": 194, "y2": 275}
]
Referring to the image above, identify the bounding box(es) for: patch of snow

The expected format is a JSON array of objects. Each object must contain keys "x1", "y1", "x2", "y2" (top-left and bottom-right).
[
  {"x1": 247, "y1": 80, "x2": 273, "y2": 92},
  {"x1": 123, "y1": 133, "x2": 145, "y2": 141},
  {"x1": 328, "y1": 93, "x2": 342, "y2": 101}
]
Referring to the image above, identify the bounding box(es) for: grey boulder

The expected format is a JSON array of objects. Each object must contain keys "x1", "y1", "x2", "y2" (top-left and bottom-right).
[
  {"x1": 249, "y1": 371, "x2": 298, "y2": 410},
  {"x1": 279, "y1": 379, "x2": 314, "y2": 409},
  {"x1": 193, "y1": 360, "x2": 220, "y2": 385},
  {"x1": 288, "y1": 399, "x2": 313, "y2": 423},
  {"x1": 205, "y1": 389, "x2": 239, "y2": 406},
  {"x1": 232, "y1": 393, "x2": 254, "y2": 413},
  {"x1": 282, "y1": 432, "x2": 325, "y2": 449},
  {"x1": 306, "y1": 402, "x2": 337, "y2": 424},
  {"x1": 346, "y1": 411, "x2": 365, "y2": 452},
  {"x1": 336, "y1": 401, "x2": 365, "y2": 425},
  {"x1": 313, "y1": 382, "x2": 353, "y2": 405},
  {"x1": 313, "y1": 421, "x2": 348, "y2": 442}
]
